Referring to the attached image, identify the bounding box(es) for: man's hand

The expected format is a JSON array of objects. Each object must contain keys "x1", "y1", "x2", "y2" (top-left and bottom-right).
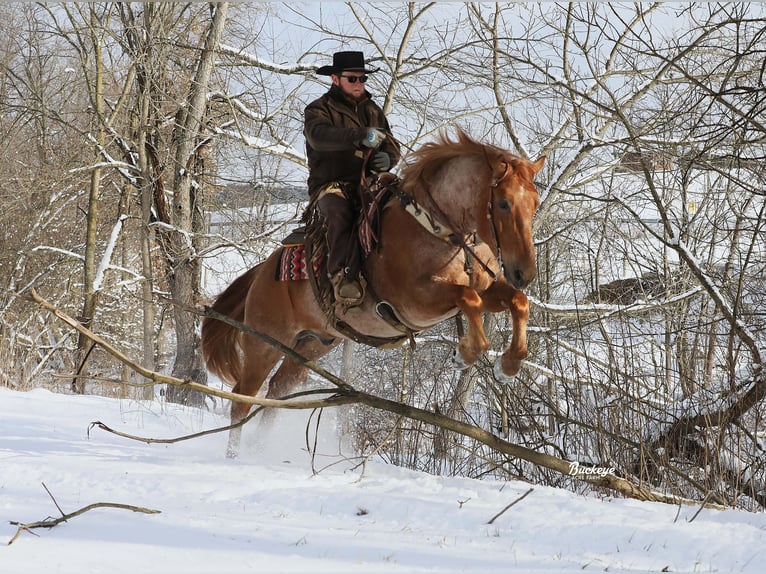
[
  {"x1": 361, "y1": 128, "x2": 385, "y2": 149},
  {"x1": 370, "y1": 151, "x2": 391, "y2": 172}
]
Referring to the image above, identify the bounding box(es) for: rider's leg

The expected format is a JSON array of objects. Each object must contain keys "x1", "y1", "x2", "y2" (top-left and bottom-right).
[{"x1": 317, "y1": 190, "x2": 363, "y2": 304}]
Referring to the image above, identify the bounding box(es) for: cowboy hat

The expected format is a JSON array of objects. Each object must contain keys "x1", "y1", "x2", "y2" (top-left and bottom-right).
[{"x1": 315, "y1": 51, "x2": 379, "y2": 76}]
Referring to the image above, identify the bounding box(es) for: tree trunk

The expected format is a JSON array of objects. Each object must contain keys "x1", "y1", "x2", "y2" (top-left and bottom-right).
[
  {"x1": 134, "y1": 4, "x2": 157, "y2": 401},
  {"x1": 72, "y1": 6, "x2": 105, "y2": 394},
  {"x1": 165, "y1": 2, "x2": 228, "y2": 406}
]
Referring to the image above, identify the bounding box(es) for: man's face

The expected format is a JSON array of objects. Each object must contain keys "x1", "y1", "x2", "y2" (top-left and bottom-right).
[{"x1": 332, "y1": 70, "x2": 367, "y2": 99}]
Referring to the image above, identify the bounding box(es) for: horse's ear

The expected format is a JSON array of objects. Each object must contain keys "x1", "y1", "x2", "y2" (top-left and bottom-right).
[{"x1": 531, "y1": 156, "x2": 546, "y2": 175}]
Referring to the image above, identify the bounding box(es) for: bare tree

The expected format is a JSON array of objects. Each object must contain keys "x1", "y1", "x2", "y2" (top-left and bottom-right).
[
  {"x1": 56, "y1": 4, "x2": 110, "y2": 393},
  {"x1": 159, "y1": 3, "x2": 229, "y2": 405}
]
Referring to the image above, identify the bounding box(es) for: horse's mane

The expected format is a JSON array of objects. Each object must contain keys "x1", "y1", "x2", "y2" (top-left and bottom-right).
[{"x1": 399, "y1": 128, "x2": 508, "y2": 197}]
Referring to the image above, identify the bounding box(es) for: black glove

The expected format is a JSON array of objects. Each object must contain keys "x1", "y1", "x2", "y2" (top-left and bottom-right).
[
  {"x1": 370, "y1": 151, "x2": 391, "y2": 172},
  {"x1": 360, "y1": 128, "x2": 385, "y2": 149}
]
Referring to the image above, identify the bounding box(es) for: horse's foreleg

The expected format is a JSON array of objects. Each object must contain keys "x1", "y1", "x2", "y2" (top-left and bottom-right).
[
  {"x1": 480, "y1": 283, "x2": 530, "y2": 379},
  {"x1": 454, "y1": 288, "x2": 490, "y2": 367},
  {"x1": 499, "y1": 289, "x2": 529, "y2": 377}
]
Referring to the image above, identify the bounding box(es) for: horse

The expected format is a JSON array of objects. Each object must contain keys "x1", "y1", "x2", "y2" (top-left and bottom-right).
[{"x1": 202, "y1": 128, "x2": 545, "y2": 457}]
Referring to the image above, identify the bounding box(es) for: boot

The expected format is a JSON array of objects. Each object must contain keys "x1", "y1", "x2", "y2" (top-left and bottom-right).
[{"x1": 330, "y1": 269, "x2": 364, "y2": 306}]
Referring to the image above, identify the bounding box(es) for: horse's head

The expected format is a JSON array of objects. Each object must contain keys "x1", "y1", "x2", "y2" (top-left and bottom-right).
[
  {"x1": 400, "y1": 129, "x2": 545, "y2": 290},
  {"x1": 482, "y1": 154, "x2": 545, "y2": 290}
]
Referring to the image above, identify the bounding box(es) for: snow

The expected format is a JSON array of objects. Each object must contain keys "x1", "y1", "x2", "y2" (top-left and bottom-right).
[
  {"x1": 218, "y1": 43, "x2": 317, "y2": 75},
  {"x1": 93, "y1": 215, "x2": 128, "y2": 293},
  {"x1": 2, "y1": 387, "x2": 766, "y2": 573}
]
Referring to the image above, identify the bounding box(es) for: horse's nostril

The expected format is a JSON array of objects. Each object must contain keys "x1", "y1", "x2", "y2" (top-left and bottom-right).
[{"x1": 506, "y1": 266, "x2": 534, "y2": 289}]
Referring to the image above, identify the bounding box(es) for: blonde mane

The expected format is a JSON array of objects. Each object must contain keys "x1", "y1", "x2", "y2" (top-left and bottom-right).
[{"x1": 399, "y1": 128, "x2": 510, "y2": 198}]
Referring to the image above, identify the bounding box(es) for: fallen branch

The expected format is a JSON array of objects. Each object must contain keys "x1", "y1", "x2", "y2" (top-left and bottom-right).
[
  {"x1": 89, "y1": 389, "x2": 345, "y2": 444},
  {"x1": 28, "y1": 288, "x2": 354, "y2": 411},
  {"x1": 487, "y1": 487, "x2": 535, "y2": 524},
  {"x1": 27, "y1": 289, "x2": 719, "y2": 507},
  {"x1": 7, "y1": 483, "x2": 160, "y2": 545}
]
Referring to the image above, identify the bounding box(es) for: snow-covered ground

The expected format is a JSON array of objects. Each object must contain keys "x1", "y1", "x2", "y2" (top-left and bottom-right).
[{"x1": 1, "y1": 386, "x2": 765, "y2": 573}]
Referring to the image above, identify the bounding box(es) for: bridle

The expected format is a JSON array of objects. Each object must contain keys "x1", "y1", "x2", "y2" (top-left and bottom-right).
[{"x1": 484, "y1": 160, "x2": 511, "y2": 280}]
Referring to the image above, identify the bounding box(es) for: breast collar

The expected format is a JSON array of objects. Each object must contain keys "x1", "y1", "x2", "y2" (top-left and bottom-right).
[{"x1": 387, "y1": 184, "x2": 502, "y2": 282}]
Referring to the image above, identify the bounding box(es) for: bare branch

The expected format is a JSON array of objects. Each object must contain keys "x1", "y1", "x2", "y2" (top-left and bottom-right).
[{"x1": 7, "y1": 483, "x2": 160, "y2": 546}]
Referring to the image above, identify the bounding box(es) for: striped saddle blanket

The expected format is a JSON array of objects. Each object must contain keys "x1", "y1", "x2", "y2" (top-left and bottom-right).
[{"x1": 277, "y1": 244, "x2": 323, "y2": 282}]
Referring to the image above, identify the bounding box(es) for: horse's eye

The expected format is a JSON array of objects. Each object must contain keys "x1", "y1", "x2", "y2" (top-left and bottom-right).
[{"x1": 497, "y1": 199, "x2": 511, "y2": 212}]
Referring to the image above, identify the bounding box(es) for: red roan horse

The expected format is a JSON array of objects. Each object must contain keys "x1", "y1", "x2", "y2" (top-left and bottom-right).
[{"x1": 202, "y1": 128, "x2": 545, "y2": 457}]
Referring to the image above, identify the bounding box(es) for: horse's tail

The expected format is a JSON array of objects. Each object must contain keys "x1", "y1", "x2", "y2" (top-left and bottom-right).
[{"x1": 201, "y1": 264, "x2": 262, "y2": 387}]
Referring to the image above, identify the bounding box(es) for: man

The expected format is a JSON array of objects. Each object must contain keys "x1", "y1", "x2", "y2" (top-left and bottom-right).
[{"x1": 304, "y1": 51, "x2": 400, "y2": 306}]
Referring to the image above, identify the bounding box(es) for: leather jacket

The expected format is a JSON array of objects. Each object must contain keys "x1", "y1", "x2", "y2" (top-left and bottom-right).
[{"x1": 304, "y1": 84, "x2": 400, "y2": 196}]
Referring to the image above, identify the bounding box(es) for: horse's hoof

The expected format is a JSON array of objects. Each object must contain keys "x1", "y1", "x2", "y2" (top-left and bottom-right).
[
  {"x1": 451, "y1": 348, "x2": 470, "y2": 370},
  {"x1": 493, "y1": 357, "x2": 518, "y2": 384}
]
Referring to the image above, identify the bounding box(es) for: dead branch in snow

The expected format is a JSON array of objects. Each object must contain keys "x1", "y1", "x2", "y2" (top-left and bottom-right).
[
  {"x1": 7, "y1": 483, "x2": 160, "y2": 545},
  {"x1": 88, "y1": 388, "x2": 342, "y2": 445},
  {"x1": 486, "y1": 487, "x2": 535, "y2": 524}
]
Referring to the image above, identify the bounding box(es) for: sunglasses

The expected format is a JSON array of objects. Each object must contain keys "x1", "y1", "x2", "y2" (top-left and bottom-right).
[{"x1": 340, "y1": 74, "x2": 368, "y2": 84}]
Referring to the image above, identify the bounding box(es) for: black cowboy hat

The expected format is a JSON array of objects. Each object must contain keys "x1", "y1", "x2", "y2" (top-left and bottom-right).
[{"x1": 315, "y1": 51, "x2": 379, "y2": 76}]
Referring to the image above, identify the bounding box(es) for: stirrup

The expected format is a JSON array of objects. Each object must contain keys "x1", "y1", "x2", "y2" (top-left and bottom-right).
[{"x1": 330, "y1": 270, "x2": 364, "y2": 306}]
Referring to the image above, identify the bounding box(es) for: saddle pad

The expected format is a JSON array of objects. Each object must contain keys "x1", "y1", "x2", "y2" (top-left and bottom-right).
[{"x1": 277, "y1": 245, "x2": 323, "y2": 281}]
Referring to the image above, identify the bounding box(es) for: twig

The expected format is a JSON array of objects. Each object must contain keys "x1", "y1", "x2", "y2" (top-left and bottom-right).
[
  {"x1": 88, "y1": 404, "x2": 264, "y2": 445},
  {"x1": 307, "y1": 408, "x2": 323, "y2": 475},
  {"x1": 486, "y1": 487, "x2": 534, "y2": 524},
  {"x1": 87, "y1": 389, "x2": 345, "y2": 445},
  {"x1": 688, "y1": 488, "x2": 717, "y2": 523},
  {"x1": 42, "y1": 482, "x2": 66, "y2": 519},
  {"x1": 7, "y1": 484, "x2": 160, "y2": 545}
]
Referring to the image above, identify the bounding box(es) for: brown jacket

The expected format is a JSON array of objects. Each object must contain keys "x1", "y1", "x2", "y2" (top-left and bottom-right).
[{"x1": 304, "y1": 84, "x2": 400, "y2": 196}]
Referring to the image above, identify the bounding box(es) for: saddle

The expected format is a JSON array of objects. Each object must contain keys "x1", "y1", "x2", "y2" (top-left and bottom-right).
[{"x1": 277, "y1": 173, "x2": 416, "y2": 348}]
